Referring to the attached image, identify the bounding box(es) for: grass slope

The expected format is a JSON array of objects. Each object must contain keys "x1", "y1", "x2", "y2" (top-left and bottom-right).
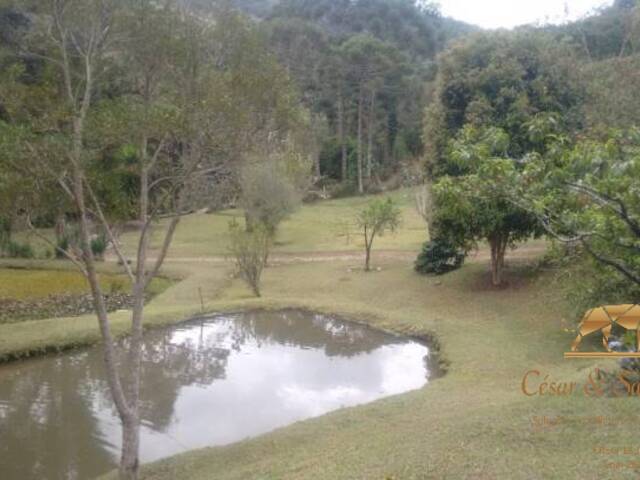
[
  {"x1": 130, "y1": 261, "x2": 639, "y2": 480},
  {"x1": 120, "y1": 189, "x2": 427, "y2": 258},
  {"x1": 1, "y1": 190, "x2": 634, "y2": 479}
]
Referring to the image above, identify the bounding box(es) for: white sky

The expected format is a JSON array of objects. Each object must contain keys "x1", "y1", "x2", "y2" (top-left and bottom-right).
[{"x1": 438, "y1": 0, "x2": 614, "y2": 29}]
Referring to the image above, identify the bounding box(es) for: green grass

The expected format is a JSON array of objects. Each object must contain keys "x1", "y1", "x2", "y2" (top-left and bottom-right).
[
  {"x1": 112, "y1": 258, "x2": 638, "y2": 480},
  {"x1": 1, "y1": 191, "x2": 635, "y2": 479},
  {"x1": 0, "y1": 268, "x2": 131, "y2": 300},
  {"x1": 118, "y1": 189, "x2": 427, "y2": 258}
]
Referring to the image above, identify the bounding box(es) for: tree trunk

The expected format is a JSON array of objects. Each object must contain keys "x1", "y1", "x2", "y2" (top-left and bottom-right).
[
  {"x1": 71, "y1": 117, "x2": 133, "y2": 478},
  {"x1": 311, "y1": 113, "x2": 321, "y2": 178},
  {"x1": 118, "y1": 145, "x2": 154, "y2": 480},
  {"x1": 365, "y1": 247, "x2": 371, "y2": 272},
  {"x1": 489, "y1": 235, "x2": 508, "y2": 287},
  {"x1": 357, "y1": 90, "x2": 364, "y2": 195},
  {"x1": 364, "y1": 226, "x2": 373, "y2": 272},
  {"x1": 338, "y1": 92, "x2": 347, "y2": 182},
  {"x1": 119, "y1": 414, "x2": 140, "y2": 480},
  {"x1": 54, "y1": 214, "x2": 66, "y2": 242},
  {"x1": 366, "y1": 89, "x2": 375, "y2": 180}
]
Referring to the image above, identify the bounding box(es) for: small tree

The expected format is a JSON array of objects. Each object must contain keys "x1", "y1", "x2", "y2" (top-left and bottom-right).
[
  {"x1": 239, "y1": 159, "x2": 301, "y2": 236},
  {"x1": 356, "y1": 197, "x2": 401, "y2": 271},
  {"x1": 228, "y1": 219, "x2": 271, "y2": 297}
]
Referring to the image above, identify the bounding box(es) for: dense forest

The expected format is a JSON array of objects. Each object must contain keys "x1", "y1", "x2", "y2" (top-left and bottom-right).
[{"x1": 229, "y1": 0, "x2": 475, "y2": 194}]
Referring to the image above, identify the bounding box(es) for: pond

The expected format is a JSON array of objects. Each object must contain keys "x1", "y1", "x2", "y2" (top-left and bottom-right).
[{"x1": 0, "y1": 309, "x2": 434, "y2": 479}]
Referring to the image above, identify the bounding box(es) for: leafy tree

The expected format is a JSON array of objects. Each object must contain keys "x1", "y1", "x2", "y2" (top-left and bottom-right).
[
  {"x1": 516, "y1": 130, "x2": 640, "y2": 290},
  {"x1": 432, "y1": 126, "x2": 542, "y2": 286},
  {"x1": 239, "y1": 159, "x2": 301, "y2": 236},
  {"x1": 356, "y1": 197, "x2": 401, "y2": 271},
  {"x1": 424, "y1": 31, "x2": 582, "y2": 178}
]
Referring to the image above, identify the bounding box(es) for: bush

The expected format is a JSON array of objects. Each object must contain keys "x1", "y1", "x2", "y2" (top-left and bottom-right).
[
  {"x1": 240, "y1": 161, "x2": 300, "y2": 236},
  {"x1": 227, "y1": 220, "x2": 271, "y2": 297},
  {"x1": 6, "y1": 241, "x2": 34, "y2": 259},
  {"x1": 55, "y1": 237, "x2": 69, "y2": 259},
  {"x1": 415, "y1": 238, "x2": 465, "y2": 275},
  {"x1": 91, "y1": 234, "x2": 107, "y2": 260},
  {"x1": 0, "y1": 217, "x2": 11, "y2": 254}
]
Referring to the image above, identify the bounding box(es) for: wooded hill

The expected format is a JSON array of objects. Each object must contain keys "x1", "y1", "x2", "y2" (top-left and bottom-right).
[{"x1": 223, "y1": 0, "x2": 476, "y2": 193}]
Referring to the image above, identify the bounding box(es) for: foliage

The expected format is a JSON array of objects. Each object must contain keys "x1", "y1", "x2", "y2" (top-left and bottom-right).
[
  {"x1": 356, "y1": 197, "x2": 401, "y2": 271},
  {"x1": 557, "y1": 0, "x2": 640, "y2": 60},
  {"x1": 227, "y1": 219, "x2": 272, "y2": 297},
  {"x1": 414, "y1": 237, "x2": 465, "y2": 275},
  {"x1": 0, "y1": 216, "x2": 10, "y2": 253},
  {"x1": 55, "y1": 237, "x2": 69, "y2": 260},
  {"x1": 424, "y1": 30, "x2": 583, "y2": 177},
  {"x1": 91, "y1": 234, "x2": 108, "y2": 261},
  {"x1": 517, "y1": 129, "x2": 640, "y2": 290},
  {"x1": 580, "y1": 56, "x2": 640, "y2": 131},
  {"x1": 239, "y1": 157, "x2": 302, "y2": 236},
  {"x1": 260, "y1": 0, "x2": 474, "y2": 186},
  {"x1": 432, "y1": 126, "x2": 543, "y2": 286},
  {"x1": 5, "y1": 240, "x2": 34, "y2": 259}
]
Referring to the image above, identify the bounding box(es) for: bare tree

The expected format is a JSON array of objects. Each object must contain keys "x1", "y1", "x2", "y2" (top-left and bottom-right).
[
  {"x1": 227, "y1": 219, "x2": 271, "y2": 297},
  {"x1": 16, "y1": 2, "x2": 273, "y2": 478},
  {"x1": 3, "y1": 1, "x2": 303, "y2": 477}
]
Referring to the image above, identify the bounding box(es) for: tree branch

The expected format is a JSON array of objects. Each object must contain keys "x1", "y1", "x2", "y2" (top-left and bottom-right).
[
  {"x1": 25, "y1": 215, "x2": 88, "y2": 277},
  {"x1": 83, "y1": 177, "x2": 135, "y2": 282},
  {"x1": 581, "y1": 240, "x2": 640, "y2": 286}
]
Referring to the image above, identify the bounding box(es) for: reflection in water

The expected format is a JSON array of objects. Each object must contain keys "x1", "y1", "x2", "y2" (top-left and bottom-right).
[{"x1": 0, "y1": 310, "x2": 432, "y2": 479}]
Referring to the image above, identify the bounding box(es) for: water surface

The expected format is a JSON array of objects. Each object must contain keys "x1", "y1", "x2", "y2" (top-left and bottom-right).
[{"x1": 0, "y1": 310, "x2": 432, "y2": 479}]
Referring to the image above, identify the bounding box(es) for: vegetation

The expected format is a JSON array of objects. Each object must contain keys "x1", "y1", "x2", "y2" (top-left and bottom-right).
[
  {"x1": 432, "y1": 126, "x2": 544, "y2": 285},
  {"x1": 0, "y1": 1, "x2": 305, "y2": 478},
  {"x1": 414, "y1": 237, "x2": 465, "y2": 275},
  {"x1": 227, "y1": 220, "x2": 272, "y2": 297},
  {"x1": 4, "y1": 0, "x2": 640, "y2": 479},
  {"x1": 514, "y1": 130, "x2": 640, "y2": 294},
  {"x1": 259, "y1": 0, "x2": 474, "y2": 190},
  {"x1": 356, "y1": 197, "x2": 401, "y2": 271},
  {"x1": 239, "y1": 158, "x2": 302, "y2": 236}
]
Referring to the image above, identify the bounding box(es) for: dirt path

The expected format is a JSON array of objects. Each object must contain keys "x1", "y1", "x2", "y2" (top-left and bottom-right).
[{"x1": 119, "y1": 242, "x2": 548, "y2": 266}]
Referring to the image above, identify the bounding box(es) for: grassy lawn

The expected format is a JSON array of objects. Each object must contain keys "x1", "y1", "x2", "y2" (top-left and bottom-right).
[
  {"x1": 0, "y1": 268, "x2": 133, "y2": 300},
  {"x1": 0, "y1": 260, "x2": 174, "y2": 326},
  {"x1": 126, "y1": 260, "x2": 638, "y2": 480},
  {"x1": 0, "y1": 191, "x2": 635, "y2": 479},
  {"x1": 118, "y1": 188, "x2": 427, "y2": 258}
]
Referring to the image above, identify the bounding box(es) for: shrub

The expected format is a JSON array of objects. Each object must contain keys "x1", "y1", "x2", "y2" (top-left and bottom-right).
[
  {"x1": 91, "y1": 234, "x2": 108, "y2": 261},
  {"x1": 0, "y1": 217, "x2": 11, "y2": 254},
  {"x1": 227, "y1": 220, "x2": 271, "y2": 297},
  {"x1": 240, "y1": 161, "x2": 300, "y2": 236},
  {"x1": 6, "y1": 241, "x2": 34, "y2": 259},
  {"x1": 415, "y1": 238, "x2": 465, "y2": 275},
  {"x1": 108, "y1": 277, "x2": 127, "y2": 295},
  {"x1": 55, "y1": 237, "x2": 69, "y2": 259}
]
